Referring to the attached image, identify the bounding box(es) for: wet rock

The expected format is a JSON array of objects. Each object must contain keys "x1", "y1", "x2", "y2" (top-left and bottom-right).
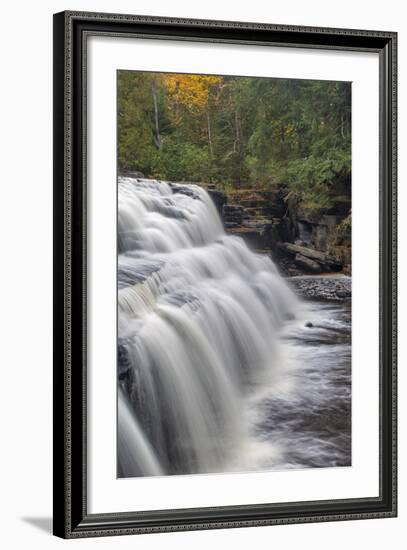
[
  {"x1": 289, "y1": 275, "x2": 351, "y2": 302},
  {"x1": 118, "y1": 342, "x2": 131, "y2": 380},
  {"x1": 294, "y1": 253, "x2": 322, "y2": 273},
  {"x1": 207, "y1": 189, "x2": 227, "y2": 216},
  {"x1": 305, "y1": 321, "x2": 313, "y2": 328},
  {"x1": 227, "y1": 226, "x2": 264, "y2": 248},
  {"x1": 170, "y1": 185, "x2": 199, "y2": 199},
  {"x1": 223, "y1": 204, "x2": 244, "y2": 226},
  {"x1": 336, "y1": 290, "x2": 349, "y2": 298},
  {"x1": 118, "y1": 368, "x2": 131, "y2": 381},
  {"x1": 276, "y1": 242, "x2": 343, "y2": 273},
  {"x1": 277, "y1": 242, "x2": 326, "y2": 263}
]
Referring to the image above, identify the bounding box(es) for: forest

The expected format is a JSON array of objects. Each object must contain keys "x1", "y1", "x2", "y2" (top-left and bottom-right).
[
  {"x1": 117, "y1": 71, "x2": 351, "y2": 212},
  {"x1": 116, "y1": 71, "x2": 353, "y2": 481}
]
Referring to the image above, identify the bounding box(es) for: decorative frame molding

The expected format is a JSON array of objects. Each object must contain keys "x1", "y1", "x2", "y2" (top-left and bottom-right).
[{"x1": 53, "y1": 11, "x2": 397, "y2": 538}]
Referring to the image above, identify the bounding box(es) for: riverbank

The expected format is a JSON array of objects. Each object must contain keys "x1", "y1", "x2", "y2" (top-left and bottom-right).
[
  {"x1": 288, "y1": 275, "x2": 351, "y2": 302},
  {"x1": 203, "y1": 184, "x2": 351, "y2": 277}
]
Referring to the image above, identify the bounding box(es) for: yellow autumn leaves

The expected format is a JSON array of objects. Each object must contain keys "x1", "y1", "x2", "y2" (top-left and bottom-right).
[{"x1": 163, "y1": 74, "x2": 223, "y2": 112}]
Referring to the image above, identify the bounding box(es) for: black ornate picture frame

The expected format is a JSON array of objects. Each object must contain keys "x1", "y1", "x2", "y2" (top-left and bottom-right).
[{"x1": 53, "y1": 10, "x2": 397, "y2": 539}]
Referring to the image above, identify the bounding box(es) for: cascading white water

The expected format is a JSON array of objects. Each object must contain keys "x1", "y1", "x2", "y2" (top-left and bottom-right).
[{"x1": 117, "y1": 177, "x2": 300, "y2": 477}]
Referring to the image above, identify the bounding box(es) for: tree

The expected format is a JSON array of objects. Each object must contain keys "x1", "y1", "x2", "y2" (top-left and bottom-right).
[{"x1": 117, "y1": 71, "x2": 351, "y2": 212}]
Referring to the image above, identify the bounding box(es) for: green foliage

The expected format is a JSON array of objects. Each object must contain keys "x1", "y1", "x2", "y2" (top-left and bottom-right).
[
  {"x1": 245, "y1": 79, "x2": 351, "y2": 210},
  {"x1": 152, "y1": 142, "x2": 211, "y2": 182},
  {"x1": 118, "y1": 71, "x2": 351, "y2": 212},
  {"x1": 117, "y1": 72, "x2": 157, "y2": 173}
]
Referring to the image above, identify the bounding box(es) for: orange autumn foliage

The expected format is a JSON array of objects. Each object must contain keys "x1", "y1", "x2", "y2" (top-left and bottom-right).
[{"x1": 163, "y1": 74, "x2": 223, "y2": 113}]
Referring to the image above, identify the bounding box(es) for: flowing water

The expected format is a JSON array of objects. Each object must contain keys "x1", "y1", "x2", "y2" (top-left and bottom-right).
[{"x1": 117, "y1": 177, "x2": 351, "y2": 477}]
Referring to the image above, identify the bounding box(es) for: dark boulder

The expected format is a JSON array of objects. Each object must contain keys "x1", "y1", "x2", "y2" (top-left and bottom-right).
[
  {"x1": 207, "y1": 189, "x2": 227, "y2": 216},
  {"x1": 294, "y1": 253, "x2": 322, "y2": 273},
  {"x1": 277, "y1": 242, "x2": 326, "y2": 262}
]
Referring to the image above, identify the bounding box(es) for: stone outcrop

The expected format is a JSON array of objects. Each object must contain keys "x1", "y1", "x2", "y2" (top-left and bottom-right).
[
  {"x1": 207, "y1": 186, "x2": 227, "y2": 216},
  {"x1": 223, "y1": 204, "x2": 244, "y2": 227},
  {"x1": 292, "y1": 209, "x2": 351, "y2": 274},
  {"x1": 219, "y1": 188, "x2": 290, "y2": 251},
  {"x1": 204, "y1": 183, "x2": 351, "y2": 276},
  {"x1": 294, "y1": 254, "x2": 322, "y2": 273},
  {"x1": 277, "y1": 242, "x2": 327, "y2": 262},
  {"x1": 276, "y1": 242, "x2": 343, "y2": 274}
]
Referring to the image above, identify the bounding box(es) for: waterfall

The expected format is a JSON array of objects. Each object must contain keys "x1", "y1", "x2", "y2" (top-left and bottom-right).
[{"x1": 117, "y1": 177, "x2": 299, "y2": 477}]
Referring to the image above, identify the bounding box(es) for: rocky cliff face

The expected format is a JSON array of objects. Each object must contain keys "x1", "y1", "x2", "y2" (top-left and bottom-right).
[
  {"x1": 292, "y1": 209, "x2": 351, "y2": 275},
  {"x1": 207, "y1": 185, "x2": 351, "y2": 276}
]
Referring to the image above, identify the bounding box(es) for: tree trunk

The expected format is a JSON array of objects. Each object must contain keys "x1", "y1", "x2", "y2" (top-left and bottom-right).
[
  {"x1": 234, "y1": 109, "x2": 241, "y2": 154},
  {"x1": 207, "y1": 108, "x2": 213, "y2": 155},
  {"x1": 151, "y1": 80, "x2": 161, "y2": 150}
]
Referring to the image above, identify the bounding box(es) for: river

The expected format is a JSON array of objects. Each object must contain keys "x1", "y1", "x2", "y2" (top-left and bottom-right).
[{"x1": 117, "y1": 177, "x2": 351, "y2": 477}]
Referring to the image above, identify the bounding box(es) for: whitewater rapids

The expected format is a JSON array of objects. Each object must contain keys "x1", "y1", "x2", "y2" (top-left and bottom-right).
[{"x1": 117, "y1": 177, "x2": 351, "y2": 477}]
